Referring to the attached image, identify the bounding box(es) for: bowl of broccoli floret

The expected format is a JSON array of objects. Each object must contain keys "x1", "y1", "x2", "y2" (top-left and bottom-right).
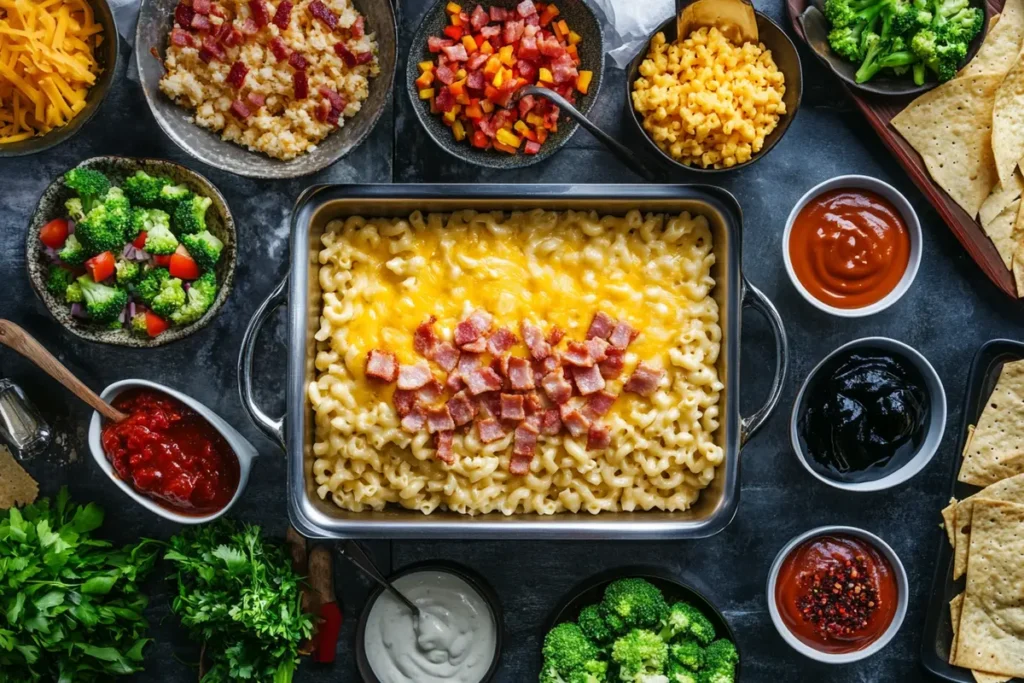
[
  {"x1": 26, "y1": 156, "x2": 236, "y2": 347},
  {"x1": 541, "y1": 571, "x2": 739, "y2": 683},
  {"x1": 793, "y1": 0, "x2": 990, "y2": 95}
]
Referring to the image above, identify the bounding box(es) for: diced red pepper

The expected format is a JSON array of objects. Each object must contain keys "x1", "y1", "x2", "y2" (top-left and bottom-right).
[
  {"x1": 230, "y1": 99, "x2": 252, "y2": 119},
  {"x1": 85, "y1": 251, "x2": 116, "y2": 283},
  {"x1": 226, "y1": 61, "x2": 249, "y2": 88},
  {"x1": 154, "y1": 254, "x2": 172, "y2": 267},
  {"x1": 444, "y1": 25, "x2": 464, "y2": 40},
  {"x1": 308, "y1": 0, "x2": 337, "y2": 29},
  {"x1": 193, "y1": 0, "x2": 211, "y2": 14},
  {"x1": 314, "y1": 602, "x2": 343, "y2": 663},
  {"x1": 293, "y1": 69, "x2": 309, "y2": 98},
  {"x1": 471, "y1": 130, "x2": 489, "y2": 148},
  {"x1": 249, "y1": 0, "x2": 270, "y2": 27},
  {"x1": 169, "y1": 245, "x2": 201, "y2": 280},
  {"x1": 351, "y1": 15, "x2": 365, "y2": 38},
  {"x1": 174, "y1": 3, "x2": 196, "y2": 29},
  {"x1": 273, "y1": 0, "x2": 293, "y2": 29},
  {"x1": 144, "y1": 312, "x2": 170, "y2": 338},
  {"x1": 269, "y1": 36, "x2": 290, "y2": 60},
  {"x1": 133, "y1": 232, "x2": 148, "y2": 249},
  {"x1": 288, "y1": 52, "x2": 308, "y2": 70}
]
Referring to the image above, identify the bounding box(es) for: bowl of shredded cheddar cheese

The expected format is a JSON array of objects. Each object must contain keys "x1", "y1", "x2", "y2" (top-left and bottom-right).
[{"x1": 0, "y1": 0, "x2": 117, "y2": 156}]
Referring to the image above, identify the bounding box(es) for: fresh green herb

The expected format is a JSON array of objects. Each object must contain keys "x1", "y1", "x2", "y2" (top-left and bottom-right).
[
  {"x1": 0, "y1": 488, "x2": 159, "y2": 682},
  {"x1": 165, "y1": 521, "x2": 314, "y2": 683}
]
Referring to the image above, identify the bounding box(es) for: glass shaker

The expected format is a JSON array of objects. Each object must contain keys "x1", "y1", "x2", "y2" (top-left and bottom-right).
[{"x1": 0, "y1": 379, "x2": 52, "y2": 459}]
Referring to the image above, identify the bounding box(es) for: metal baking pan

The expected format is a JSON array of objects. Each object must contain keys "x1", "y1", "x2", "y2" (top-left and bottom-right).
[
  {"x1": 921, "y1": 339, "x2": 1024, "y2": 682},
  {"x1": 238, "y1": 185, "x2": 788, "y2": 539}
]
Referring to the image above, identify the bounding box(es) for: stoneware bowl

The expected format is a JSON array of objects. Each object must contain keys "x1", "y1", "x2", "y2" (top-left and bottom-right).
[
  {"x1": 407, "y1": 0, "x2": 605, "y2": 169},
  {"x1": 790, "y1": 336, "x2": 946, "y2": 492},
  {"x1": 26, "y1": 156, "x2": 236, "y2": 347},
  {"x1": 135, "y1": 0, "x2": 397, "y2": 178},
  {"x1": 783, "y1": 175, "x2": 922, "y2": 317},
  {"x1": 624, "y1": 11, "x2": 802, "y2": 174},
  {"x1": 767, "y1": 525, "x2": 909, "y2": 663},
  {"x1": 0, "y1": 0, "x2": 118, "y2": 158},
  {"x1": 88, "y1": 379, "x2": 259, "y2": 524}
]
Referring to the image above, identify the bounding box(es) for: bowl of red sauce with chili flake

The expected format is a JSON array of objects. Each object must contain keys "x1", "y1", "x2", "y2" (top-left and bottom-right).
[
  {"x1": 783, "y1": 175, "x2": 921, "y2": 317},
  {"x1": 87, "y1": 379, "x2": 258, "y2": 523},
  {"x1": 767, "y1": 526, "x2": 907, "y2": 663}
]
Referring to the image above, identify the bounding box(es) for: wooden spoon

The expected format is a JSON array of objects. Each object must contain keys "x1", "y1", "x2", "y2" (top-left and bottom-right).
[
  {"x1": 0, "y1": 320, "x2": 129, "y2": 422},
  {"x1": 677, "y1": 0, "x2": 758, "y2": 44}
]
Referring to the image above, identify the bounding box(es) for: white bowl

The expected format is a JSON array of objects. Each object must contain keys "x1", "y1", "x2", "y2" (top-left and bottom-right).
[
  {"x1": 88, "y1": 379, "x2": 259, "y2": 524},
  {"x1": 767, "y1": 526, "x2": 909, "y2": 664},
  {"x1": 791, "y1": 337, "x2": 945, "y2": 492},
  {"x1": 782, "y1": 175, "x2": 922, "y2": 317}
]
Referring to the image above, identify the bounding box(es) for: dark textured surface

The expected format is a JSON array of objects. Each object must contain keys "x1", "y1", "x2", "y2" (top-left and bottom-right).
[{"x1": 3, "y1": 1, "x2": 1024, "y2": 682}]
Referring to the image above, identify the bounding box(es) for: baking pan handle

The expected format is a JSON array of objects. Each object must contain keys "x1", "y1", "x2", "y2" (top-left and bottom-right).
[
  {"x1": 740, "y1": 281, "x2": 788, "y2": 444},
  {"x1": 238, "y1": 277, "x2": 288, "y2": 449}
]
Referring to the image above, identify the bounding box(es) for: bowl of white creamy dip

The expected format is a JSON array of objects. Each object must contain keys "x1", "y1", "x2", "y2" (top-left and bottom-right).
[{"x1": 356, "y1": 562, "x2": 503, "y2": 683}]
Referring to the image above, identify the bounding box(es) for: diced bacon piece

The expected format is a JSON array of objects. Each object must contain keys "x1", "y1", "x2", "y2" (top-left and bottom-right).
[
  {"x1": 500, "y1": 393, "x2": 526, "y2": 421},
  {"x1": 413, "y1": 318, "x2": 438, "y2": 356},
  {"x1": 524, "y1": 413, "x2": 542, "y2": 432},
  {"x1": 524, "y1": 140, "x2": 542, "y2": 155},
  {"x1": 401, "y1": 407, "x2": 426, "y2": 433},
  {"x1": 428, "y1": 36, "x2": 455, "y2": 53},
  {"x1": 199, "y1": 46, "x2": 216, "y2": 63},
  {"x1": 540, "y1": 408, "x2": 562, "y2": 435},
  {"x1": 490, "y1": 6, "x2": 509, "y2": 21},
  {"x1": 524, "y1": 391, "x2": 544, "y2": 414},
  {"x1": 587, "y1": 424, "x2": 611, "y2": 451},
  {"x1": 513, "y1": 422, "x2": 538, "y2": 455},
  {"x1": 521, "y1": 321, "x2": 551, "y2": 360},
  {"x1": 193, "y1": 0, "x2": 211, "y2": 14},
  {"x1": 559, "y1": 404, "x2": 591, "y2": 437},
  {"x1": 573, "y1": 365, "x2": 606, "y2": 395},
  {"x1": 290, "y1": 52, "x2": 309, "y2": 70},
  {"x1": 524, "y1": 22, "x2": 540, "y2": 38},
  {"x1": 525, "y1": 12, "x2": 540, "y2": 26},
  {"x1": 624, "y1": 363, "x2": 665, "y2": 397},
  {"x1": 308, "y1": 0, "x2": 337, "y2": 28},
  {"x1": 436, "y1": 65, "x2": 456, "y2": 85},
  {"x1": 547, "y1": 326, "x2": 565, "y2": 346},
  {"x1": 355, "y1": 50, "x2": 374, "y2": 66},
  {"x1": 461, "y1": 337, "x2": 487, "y2": 353},
  {"x1": 551, "y1": 57, "x2": 578, "y2": 84},
  {"x1": 543, "y1": 105, "x2": 561, "y2": 128},
  {"x1": 240, "y1": 17, "x2": 259, "y2": 34},
  {"x1": 442, "y1": 44, "x2": 469, "y2": 62},
  {"x1": 351, "y1": 15, "x2": 365, "y2": 38},
  {"x1": 425, "y1": 405, "x2": 455, "y2": 433},
  {"x1": 563, "y1": 341, "x2": 595, "y2": 368},
  {"x1": 191, "y1": 13, "x2": 211, "y2": 30},
  {"x1": 325, "y1": 103, "x2": 341, "y2": 126},
  {"x1": 467, "y1": 70, "x2": 486, "y2": 92},
  {"x1": 585, "y1": 337, "x2": 610, "y2": 363},
  {"x1": 491, "y1": 354, "x2": 511, "y2": 379},
  {"x1": 335, "y1": 42, "x2": 357, "y2": 66},
  {"x1": 458, "y1": 352, "x2": 481, "y2": 376},
  {"x1": 584, "y1": 391, "x2": 616, "y2": 418},
  {"x1": 539, "y1": 354, "x2": 560, "y2": 375},
  {"x1": 222, "y1": 28, "x2": 244, "y2": 47},
  {"x1": 507, "y1": 357, "x2": 535, "y2": 391},
  {"x1": 249, "y1": 0, "x2": 270, "y2": 27},
  {"x1": 433, "y1": 342, "x2": 460, "y2": 373},
  {"x1": 175, "y1": 4, "x2": 196, "y2": 29},
  {"x1": 467, "y1": 53, "x2": 489, "y2": 71},
  {"x1": 397, "y1": 362, "x2": 432, "y2": 390},
  {"x1": 599, "y1": 348, "x2": 625, "y2": 379},
  {"x1": 270, "y1": 36, "x2": 290, "y2": 60},
  {"x1": 273, "y1": 0, "x2": 293, "y2": 29},
  {"x1": 365, "y1": 349, "x2": 398, "y2": 382},
  {"x1": 226, "y1": 61, "x2": 248, "y2": 88},
  {"x1": 210, "y1": 3, "x2": 226, "y2": 18},
  {"x1": 454, "y1": 309, "x2": 493, "y2": 345},
  {"x1": 509, "y1": 455, "x2": 531, "y2": 476},
  {"x1": 319, "y1": 86, "x2": 347, "y2": 113},
  {"x1": 475, "y1": 391, "x2": 502, "y2": 418},
  {"x1": 517, "y1": 0, "x2": 537, "y2": 17},
  {"x1": 477, "y1": 418, "x2": 506, "y2": 443},
  {"x1": 539, "y1": 34, "x2": 566, "y2": 58},
  {"x1": 435, "y1": 430, "x2": 454, "y2": 464},
  {"x1": 447, "y1": 391, "x2": 477, "y2": 427},
  {"x1": 293, "y1": 70, "x2": 309, "y2": 99},
  {"x1": 504, "y1": 18, "x2": 525, "y2": 43},
  {"x1": 416, "y1": 378, "x2": 444, "y2": 405},
  {"x1": 541, "y1": 368, "x2": 573, "y2": 404},
  {"x1": 446, "y1": 373, "x2": 465, "y2": 393},
  {"x1": 609, "y1": 322, "x2": 637, "y2": 349},
  {"x1": 465, "y1": 367, "x2": 503, "y2": 395},
  {"x1": 171, "y1": 28, "x2": 191, "y2": 46},
  {"x1": 480, "y1": 24, "x2": 501, "y2": 39},
  {"x1": 470, "y1": 4, "x2": 489, "y2": 30},
  {"x1": 230, "y1": 99, "x2": 251, "y2": 119},
  {"x1": 393, "y1": 389, "x2": 416, "y2": 417},
  {"x1": 518, "y1": 94, "x2": 536, "y2": 117},
  {"x1": 587, "y1": 311, "x2": 615, "y2": 340}
]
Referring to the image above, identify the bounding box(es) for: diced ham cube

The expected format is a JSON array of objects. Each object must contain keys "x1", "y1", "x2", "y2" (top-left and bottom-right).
[
  {"x1": 175, "y1": 4, "x2": 196, "y2": 29},
  {"x1": 397, "y1": 362, "x2": 432, "y2": 390},
  {"x1": 273, "y1": 0, "x2": 293, "y2": 29},
  {"x1": 293, "y1": 70, "x2": 309, "y2": 99},
  {"x1": 540, "y1": 408, "x2": 562, "y2": 435},
  {"x1": 413, "y1": 316, "x2": 438, "y2": 357},
  {"x1": 517, "y1": 0, "x2": 537, "y2": 17},
  {"x1": 447, "y1": 391, "x2": 477, "y2": 427},
  {"x1": 324, "y1": 100, "x2": 341, "y2": 125},
  {"x1": 524, "y1": 140, "x2": 542, "y2": 155},
  {"x1": 587, "y1": 424, "x2": 611, "y2": 451},
  {"x1": 433, "y1": 342, "x2": 460, "y2": 373},
  {"x1": 470, "y1": 4, "x2": 489, "y2": 30},
  {"x1": 490, "y1": 6, "x2": 509, "y2": 21},
  {"x1": 587, "y1": 311, "x2": 615, "y2": 340},
  {"x1": 351, "y1": 15, "x2": 365, "y2": 38},
  {"x1": 290, "y1": 52, "x2": 309, "y2": 70},
  {"x1": 572, "y1": 365, "x2": 606, "y2": 395},
  {"x1": 393, "y1": 389, "x2": 416, "y2": 417},
  {"x1": 454, "y1": 309, "x2": 493, "y2": 345},
  {"x1": 226, "y1": 60, "x2": 248, "y2": 88},
  {"x1": 541, "y1": 368, "x2": 573, "y2": 404},
  {"x1": 230, "y1": 99, "x2": 252, "y2": 119},
  {"x1": 308, "y1": 0, "x2": 337, "y2": 29},
  {"x1": 477, "y1": 418, "x2": 506, "y2": 443},
  {"x1": 435, "y1": 430, "x2": 455, "y2": 464},
  {"x1": 428, "y1": 36, "x2": 455, "y2": 53},
  {"x1": 609, "y1": 321, "x2": 637, "y2": 349},
  {"x1": 584, "y1": 391, "x2": 616, "y2": 418},
  {"x1": 518, "y1": 94, "x2": 536, "y2": 118},
  {"x1": 461, "y1": 337, "x2": 488, "y2": 353},
  {"x1": 539, "y1": 34, "x2": 565, "y2": 58},
  {"x1": 507, "y1": 357, "x2": 535, "y2": 391},
  {"x1": 401, "y1": 407, "x2": 426, "y2": 433},
  {"x1": 365, "y1": 349, "x2": 398, "y2": 382},
  {"x1": 270, "y1": 36, "x2": 290, "y2": 60},
  {"x1": 416, "y1": 378, "x2": 444, "y2": 405},
  {"x1": 201, "y1": 34, "x2": 226, "y2": 60},
  {"x1": 193, "y1": 0, "x2": 211, "y2": 14},
  {"x1": 585, "y1": 338, "x2": 610, "y2": 363},
  {"x1": 425, "y1": 405, "x2": 455, "y2": 434},
  {"x1": 466, "y1": 70, "x2": 487, "y2": 93},
  {"x1": 503, "y1": 18, "x2": 525, "y2": 43},
  {"x1": 199, "y1": 46, "x2": 217, "y2": 63},
  {"x1": 442, "y1": 43, "x2": 469, "y2": 61},
  {"x1": 599, "y1": 348, "x2": 625, "y2": 379},
  {"x1": 354, "y1": 49, "x2": 373, "y2": 65},
  {"x1": 191, "y1": 13, "x2": 211, "y2": 30},
  {"x1": 559, "y1": 404, "x2": 591, "y2": 437},
  {"x1": 465, "y1": 367, "x2": 503, "y2": 395},
  {"x1": 524, "y1": 12, "x2": 540, "y2": 26},
  {"x1": 521, "y1": 321, "x2": 551, "y2": 360},
  {"x1": 563, "y1": 341, "x2": 595, "y2": 368},
  {"x1": 475, "y1": 391, "x2": 502, "y2": 419},
  {"x1": 480, "y1": 24, "x2": 501, "y2": 39},
  {"x1": 624, "y1": 362, "x2": 666, "y2": 397},
  {"x1": 249, "y1": 0, "x2": 270, "y2": 27},
  {"x1": 500, "y1": 393, "x2": 526, "y2": 421}
]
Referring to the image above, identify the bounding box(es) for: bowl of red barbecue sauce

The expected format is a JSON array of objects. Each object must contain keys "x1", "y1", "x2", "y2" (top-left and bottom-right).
[{"x1": 89, "y1": 380, "x2": 257, "y2": 523}]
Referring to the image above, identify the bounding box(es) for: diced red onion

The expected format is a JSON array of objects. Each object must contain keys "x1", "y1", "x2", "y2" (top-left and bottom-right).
[
  {"x1": 71, "y1": 303, "x2": 88, "y2": 319},
  {"x1": 67, "y1": 221, "x2": 75, "y2": 234},
  {"x1": 129, "y1": 301, "x2": 137, "y2": 318},
  {"x1": 183, "y1": 281, "x2": 191, "y2": 292},
  {"x1": 44, "y1": 246, "x2": 61, "y2": 262}
]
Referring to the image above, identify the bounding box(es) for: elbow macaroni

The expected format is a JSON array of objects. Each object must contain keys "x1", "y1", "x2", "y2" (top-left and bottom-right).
[{"x1": 308, "y1": 209, "x2": 725, "y2": 516}]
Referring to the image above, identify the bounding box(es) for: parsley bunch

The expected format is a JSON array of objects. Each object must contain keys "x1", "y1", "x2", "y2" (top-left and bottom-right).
[
  {"x1": 0, "y1": 488, "x2": 158, "y2": 682},
  {"x1": 165, "y1": 521, "x2": 314, "y2": 683}
]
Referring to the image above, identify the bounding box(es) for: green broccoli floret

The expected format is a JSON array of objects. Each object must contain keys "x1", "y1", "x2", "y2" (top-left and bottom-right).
[
  {"x1": 667, "y1": 661, "x2": 699, "y2": 683},
  {"x1": 150, "y1": 276, "x2": 186, "y2": 318},
  {"x1": 611, "y1": 629, "x2": 667, "y2": 680},
  {"x1": 824, "y1": 0, "x2": 889, "y2": 29},
  {"x1": 827, "y1": 24, "x2": 867, "y2": 60},
  {"x1": 541, "y1": 662, "x2": 570, "y2": 683},
  {"x1": 65, "y1": 282, "x2": 83, "y2": 303},
  {"x1": 699, "y1": 640, "x2": 738, "y2": 683},
  {"x1": 144, "y1": 221, "x2": 179, "y2": 256},
  {"x1": 63, "y1": 168, "x2": 110, "y2": 210},
  {"x1": 58, "y1": 234, "x2": 88, "y2": 265},
  {"x1": 102, "y1": 187, "x2": 132, "y2": 231},
  {"x1": 579, "y1": 604, "x2": 615, "y2": 646},
  {"x1": 568, "y1": 660, "x2": 608, "y2": 683},
  {"x1": 543, "y1": 623, "x2": 599, "y2": 678},
  {"x1": 129, "y1": 207, "x2": 172, "y2": 241},
  {"x1": 661, "y1": 603, "x2": 715, "y2": 647},
  {"x1": 158, "y1": 183, "x2": 193, "y2": 212},
  {"x1": 77, "y1": 276, "x2": 128, "y2": 323},
  {"x1": 134, "y1": 267, "x2": 170, "y2": 306},
  {"x1": 172, "y1": 195, "x2": 213, "y2": 236},
  {"x1": 854, "y1": 31, "x2": 888, "y2": 82},
  {"x1": 115, "y1": 258, "x2": 141, "y2": 285},
  {"x1": 77, "y1": 195, "x2": 130, "y2": 255},
  {"x1": 65, "y1": 197, "x2": 86, "y2": 222},
  {"x1": 935, "y1": 0, "x2": 969, "y2": 18},
  {"x1": 668, "y1": 640, "x2": 703, "y2": 671},
  {"x1": 180, "y1": 230, "x2": 223, "y2": 271},
  {"x1": 936, "y1": 6, "x2": 983, "y2": 42},
  {"x1": 600, "y1": 579, "x2": 669, "y2": 633},
  {"x1": 169, "y1": 271, "x2": 218, "y2": 326},
  {"x1": 130, "y1": 312, "x2": 149, "y2": 335},
  {"x1": 911, "y1": 28, "x2": 968, "y2": 81},
  {"x1": 123, "y1": 170, "x2": 171, "y2": 207},
  {"x1": 46, "y1": 266, "x2": 75, "y2": 299}
]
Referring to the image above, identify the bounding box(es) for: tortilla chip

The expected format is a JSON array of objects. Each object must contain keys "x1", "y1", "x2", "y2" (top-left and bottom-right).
[
  {"x1": 980, "y1": 171, "x2": 1024, "y2": 228},
  {"x1": 961, "y1": 0, "x2": 1024, "y2": 78},
  {"x1": 0, "y1": 446, "x2": 37, "y2": 510},
  {"x1": 960, "y1": 360, "x2": 1024, "y2": 486},
  {"x1": 973, "y1": 670, "x2": 1012, "y2": 683},
  {"x1": 943, "y1": 498, "x2": 958, "y2": 549},
  {"x1": 984, "y1": 198, "x2": 1021, "y2": 269},
  {"x1": 954, "y1": 500, "x2": 1024, "y2": 678},
  {"x1": 953, "y1": 475, "x2": 1024, "y2": 579},
  {"x1": 1014, "y1": 243, "x2": 1024, "y2": 297},
  {"x1": 953, "y1": 592, "x2": 965, "y2": 663},
  {"x1": 892, "y1": 74, "x2": 1003, "y2": 219},
  {"x1": 993, "y1": 57, "x2": 1024, "y2": 186}
]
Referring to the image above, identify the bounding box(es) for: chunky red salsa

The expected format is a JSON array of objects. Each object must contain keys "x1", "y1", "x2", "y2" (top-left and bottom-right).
[{"x1": 101, "y1": 388, "x2": 239, "y2": 514}]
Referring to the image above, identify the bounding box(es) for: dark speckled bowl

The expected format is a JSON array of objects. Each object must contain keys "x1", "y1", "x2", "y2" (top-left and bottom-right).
[
  {"x1": 407, "y1": 0, "x2": 604, "y2": 169},
  {"x1": 26, "y1": 157, "x2": 236, "y2": 348}
]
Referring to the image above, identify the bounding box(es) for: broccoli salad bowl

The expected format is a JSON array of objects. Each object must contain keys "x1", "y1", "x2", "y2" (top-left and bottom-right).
[
  {"x1": 542, "y1": 570, "x2": 740, "y2": 683},
  {"x1": 26, "y1": 156, "x2": 236, "y2": 348}
]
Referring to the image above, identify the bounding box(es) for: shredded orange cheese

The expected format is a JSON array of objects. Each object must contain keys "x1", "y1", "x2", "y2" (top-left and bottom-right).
[{"x1": 0, "y1": 0, "x2": 104, "y2": 143}]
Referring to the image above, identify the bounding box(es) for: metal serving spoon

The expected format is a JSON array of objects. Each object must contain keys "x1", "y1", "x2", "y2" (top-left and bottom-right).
[
  {"x1": 676, "y1": 0, "x2": 758, "y2": 44},
  {"x1": 338, "y1": 540, "x2": 422, "y2": 618}
]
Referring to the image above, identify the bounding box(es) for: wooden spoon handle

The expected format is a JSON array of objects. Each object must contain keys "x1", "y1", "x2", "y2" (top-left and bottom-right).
[{"x1": 0, "y1": 320, "x2": 129, "y2": 422}]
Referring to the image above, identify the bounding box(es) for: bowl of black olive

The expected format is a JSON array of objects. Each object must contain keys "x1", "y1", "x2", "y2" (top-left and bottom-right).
[{"x1": 791, "y1": 337, "x2": 946, "y2": 492}]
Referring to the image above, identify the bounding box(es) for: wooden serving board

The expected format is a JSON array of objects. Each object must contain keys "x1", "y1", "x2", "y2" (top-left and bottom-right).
[{"x1": 787, "y1": 0, "x2": 1015, "y2": 298}]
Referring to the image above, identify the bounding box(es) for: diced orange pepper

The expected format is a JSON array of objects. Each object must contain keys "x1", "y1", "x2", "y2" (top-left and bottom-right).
[
  {"x1": 577, "y1": 70, "x2": 593, "y2": 94},
  {"x1": 568, "y1": 30, "x2": 582, "y2": 46},
  {"x1": 480, "y1": 40, "x2": 494, "y2": 54},
  {"x1": 416, "y1": 71, "x2": 434, "y2": 89},
  {"x1": 452, "y1": 119, "x2": 466, "y2": 142},
  {"x1": 419, "y1": 88, "x2": 435, "y2": 100},
  {"x1": 446, "y1": 2, "x2": 462, "y2": 13},
  {"x1": 514, "y1": 120, "x2": 538, "y2": 142},
  {"x1": 444, "y1": 24, "x2": 463, "y2": 39},
  {"x1": 419, "y1": 60, "x2": 434, "y2": 72},
  {"x1": 484, "y1": 85, "x2": 499, "y2": 101},
  {"x1": 430, "y1": 97, "x2": 440, "y2": 114},
  {"x1": 527, "y1": 113, "x2": 545, "y2": 127},
  {"x1": 457, "y1": 93, "x2": 471, "y2": 105},
  {"x1": 566, "y1": 44, "x2": 579, "y2": 61},
  {"x1": 538, "y1": 67, "x2": 554, "y2": 83},
  {"x1": 496, "y1": 128, "x2": 521, "y2": 148},
  {"x1": 493, "y1": 141, "x2": 518, "y2": 154},
  {"x1": 465, "y1": 103, "x2": 484, "y2": 119},
  {"x1": 539, "y1": 4, "x2": 559, "y2": 26},
  {"x1": 480, "y1": 99, "x2": 495, "y2": 113},
  {"x1": 450, "y1": 13, "x2": 463, "y2": 27},
  {"x1": 552, "y1": 22, "x2": 564, "y2": 40},
  {"x1": 499, "y1": 44, "x2": 516, "y2": 66},
  {"x1": 557, "y1": 20, "x2": 569, "y2": 39},
  {"x1": 484, "y1": 55, "x2": 502, "y2": 77},
  {"x1": 462, "y1": 35, "x2": 478, "y2": 52},
  {"x1": 536, "y1": 127, "x2": 548, "y2": 143},
  {"x1": 450, "y1": 78, "x2": 466, "y2": 96}
]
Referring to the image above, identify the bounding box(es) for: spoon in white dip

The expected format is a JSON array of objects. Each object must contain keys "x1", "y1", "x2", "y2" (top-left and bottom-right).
[{"x1": 340, "y1": 541, "x2": 422, "y2": 619}]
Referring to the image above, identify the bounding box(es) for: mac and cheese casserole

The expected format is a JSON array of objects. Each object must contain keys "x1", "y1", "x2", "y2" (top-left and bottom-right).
[{"x1": 308, "y1": 209, "x2": 724, "y2": 516}]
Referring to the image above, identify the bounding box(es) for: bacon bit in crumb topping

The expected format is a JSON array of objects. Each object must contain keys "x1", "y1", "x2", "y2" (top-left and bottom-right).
[
  {"x1": 249, "y1": 0, "x2": 270, "y2": 27},
  {"x1": 308, "y1": 0, "x2": 337, "y2": 29},
  {"x1": 272, "y1": 0, "x2": 293, "y2": 29}
]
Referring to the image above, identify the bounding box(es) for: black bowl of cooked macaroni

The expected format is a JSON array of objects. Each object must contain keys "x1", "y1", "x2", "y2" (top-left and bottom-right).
[{"x1": 625, "y1": 12, "x2": 803, "y2": 174}]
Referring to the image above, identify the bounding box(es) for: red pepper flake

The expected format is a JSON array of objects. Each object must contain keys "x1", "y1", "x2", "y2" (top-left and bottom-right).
[
  {"x1": 293, "y1": 69, "x2": 309, "y2": 99},
  {"x1": 288, "y1": 52, "x2": 308, "y2": 70},
  {"x1": 174, "y1": 3, "x2": 196, "y2": 28},
  {"x1": 226, "y1": 60, "x2": 249, "y2": 88},
  {"x1": 795, "y1": 556, "x2": 879, "y2": 641},
  {"x1": 249, "y1": 0, "x2": 270, "y2": 28},
  {"x1": 230, "y1": 99, "x2": 252, "y2": 120},
  {"x1": 269, "y1": 36, "x2": 290, "y2": 61},
  {"x1": 273, "y1": 0, "x2": 293, "y2": 29},
  {"x1": 308, "y1": 0, "x2": 337, "y2": 29}
]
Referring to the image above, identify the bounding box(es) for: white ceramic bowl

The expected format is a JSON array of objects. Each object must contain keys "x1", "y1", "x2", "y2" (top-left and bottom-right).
[
  {"x1": 782, "y1": 175, "x2": 922, "y2": 317},
  {"x1": 767, "y1": 526, "x2": 909, "y2": 664},
  {"x1": 88, "y1": 379, "x2": 258, "y2": 524},
  {"x1": 791, "y1": 337, "x2": 945, "y2": 492}
]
